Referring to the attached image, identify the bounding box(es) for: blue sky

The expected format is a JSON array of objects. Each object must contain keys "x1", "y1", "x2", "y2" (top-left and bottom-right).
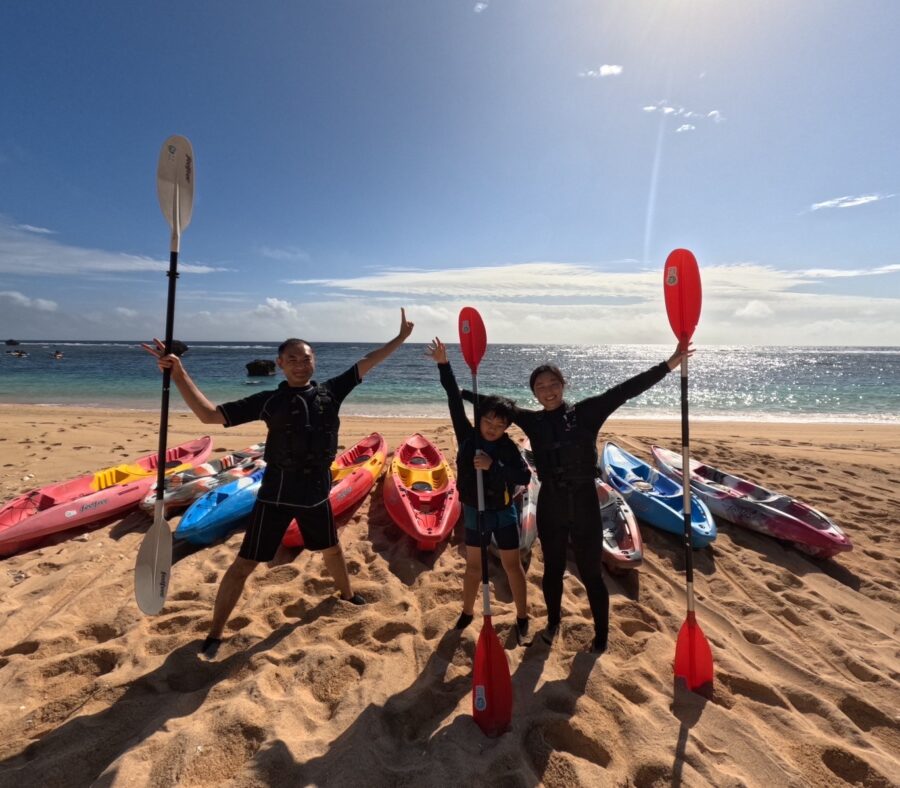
[{"x1": 1, "y1": 0, "x2": 897, "y2": 344}]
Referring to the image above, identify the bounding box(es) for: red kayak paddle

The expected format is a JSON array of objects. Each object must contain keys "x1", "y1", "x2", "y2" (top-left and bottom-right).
[
  {"x1": 664, "y1": 249, "x2": 714, "y2": 692},
  {"x1": 459, "y1": 306, "x2": 512, "y2": 737}
]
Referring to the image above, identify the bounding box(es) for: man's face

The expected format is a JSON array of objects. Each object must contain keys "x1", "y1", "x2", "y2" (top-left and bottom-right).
[{"x1": 277, "y1": 342, "x2": 315, "y2": 386}]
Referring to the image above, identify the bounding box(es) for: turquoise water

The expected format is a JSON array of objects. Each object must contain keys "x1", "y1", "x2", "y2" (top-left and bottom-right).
[{"x1": 1, "y1": 341, "x2": 898, "y2": 423}]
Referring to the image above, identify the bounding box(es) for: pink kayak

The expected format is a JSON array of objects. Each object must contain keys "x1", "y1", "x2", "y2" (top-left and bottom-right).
[
  {"x1": 282, "y1": 433, "x2": 388, "y2": 548},
  {"x1": 383, "y1": 433, "x2": 461, "y2": 551},
  {"x1": 651, "y1": 445, "x2": 852, "y2": 559},
  {"x1": 0, "y1": 436, "x2": 213, "y2": 556}
]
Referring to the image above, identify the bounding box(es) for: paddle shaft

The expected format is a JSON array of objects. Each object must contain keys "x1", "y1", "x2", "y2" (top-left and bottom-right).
[
  {"x1": 154, "y1": 187, "x2": 182, "y2": 506},
  {"x1": 471, "y1": 371, "x2": 490, "y2": 616},
  {"x1": 679, "y1": 353, "x2": 696, "y2": 612}
]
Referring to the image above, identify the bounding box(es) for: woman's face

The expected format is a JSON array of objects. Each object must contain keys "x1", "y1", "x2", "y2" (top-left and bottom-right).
[{"x1": 532, "y1": 371, "x2": 564, "y2": 410}]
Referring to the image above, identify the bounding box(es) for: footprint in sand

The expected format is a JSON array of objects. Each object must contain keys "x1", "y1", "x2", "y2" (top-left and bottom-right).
[{"x1": 820, "y1": 746, "x2": 892, "y2": 786}]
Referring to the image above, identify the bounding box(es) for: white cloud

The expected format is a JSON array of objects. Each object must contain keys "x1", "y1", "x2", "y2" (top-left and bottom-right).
[
  {"x1": 474, "y1": 2, "x2": 488, "y2": 12},
  {"x1": 810, "y1": 194, "x2": 895, "y2": 211},
  {"x1": 796, "y1": 263, "x2": 900, "y2": 278},
  {"x1": 734, "y1": 300, "x2": 774, "y2": 319},
  {"x1": 260, "y1": 245, "x2": 311, "y2": 262},
  {"x1": 0, "y1": 216, "x2": 227, "y2": 275},
  {"x1": 114, "y1": 306, "x2": 138, "y2": 318},
  {"x1": 0, "y1": 290, "x2": 58, "y2": 311},
  {"x1": 675, "y1": 124, "x2": 696, "y2": 133},
  {"x1": 579, "y1": 64, "x2": 624, "y2": 78},
  {"x1": 15, "y1": 224, "x2": 56, "y2": 235},
  {"x1": 707, "y1": 110, "x2": 725, "y2": 123}
]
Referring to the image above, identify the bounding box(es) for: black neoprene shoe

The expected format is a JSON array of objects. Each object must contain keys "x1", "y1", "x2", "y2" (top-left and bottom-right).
[
  {"x1": 539, "y1": 622, "x2": 559, "y2": 646},
  {"x1": 454, "y1": 612, "x2": 474, "y2": 630},
  {"x1": 590, "y1": 636, "x2": 608, "y2": 654},
  {"x1": 342, "y1": 593, "x2": 367, "y2": 606},
  {"x1": 515, "y1": 617, "x2": 530, "y2": 645},
  {"x1": 198, "y1": 637, "x2": 222, "y2": 661}
]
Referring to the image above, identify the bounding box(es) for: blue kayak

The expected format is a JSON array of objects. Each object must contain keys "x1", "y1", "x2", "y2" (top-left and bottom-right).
[
  {"x1": 174, "y1": 467, "x2": 265, "y2": 545},
  {"x1": 601, "y1": 442, "x2": 716, "y2": 549}
]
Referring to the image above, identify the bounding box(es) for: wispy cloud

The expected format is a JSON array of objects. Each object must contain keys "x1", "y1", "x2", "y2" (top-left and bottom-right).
[
  {"x1": 796, "y1": 263, "x2": 900, "y2": 278},
  {"x1": 0, "y1": 216, "x2": 227, "y2": 276},
  {"x1": 474, "y1": 2, "x2": 488, "y2": 12},
  {"x1": 810, "y1": 193, "x2": 895, "y2": 211},
  {"x1": 15, "y1": 224, "x2": 56, "y2": 235},
  {"x1": 579, "y1": 64, "x2": 623, "y2": 78},
  {"x1": 260, "y1": 245, "x2": 311, "y2": 262},
  {"x1": 114, "y1": 306, "x2": 138, "y2": 318},
  {"x1": 643, "y1": 102, "x2": 725, "y2": 130},
  {"x1": 0, "y1": 290, "x2": 58, "y2": 312}
]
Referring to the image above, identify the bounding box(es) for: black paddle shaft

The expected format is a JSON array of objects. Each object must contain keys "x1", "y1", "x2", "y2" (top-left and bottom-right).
[
  {"x1": 680, "y1": 360, "x2": 695, "y2": 584},
  {"x1": 154, "y1": 250, "x2": 180, "y2": 500},
  {"x1": 471, "y1": 372, "x2": 490, "y2": 593}
]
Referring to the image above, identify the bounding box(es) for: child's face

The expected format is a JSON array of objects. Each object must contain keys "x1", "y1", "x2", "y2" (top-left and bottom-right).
[{"x1": 479, "y1": 412, "x2": 509, "y2": 442}]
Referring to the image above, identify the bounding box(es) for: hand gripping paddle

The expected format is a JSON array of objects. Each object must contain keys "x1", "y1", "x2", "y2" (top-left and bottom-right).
[
  {"x1": 135, "y1": 135, "x2": 195, "y2": 615},
  {"x1": 664, "y1": 248, "x2": 714, "y2": 691},
  {"x1": 458, "y1": 307, "x2": 512, "y2": 737}
]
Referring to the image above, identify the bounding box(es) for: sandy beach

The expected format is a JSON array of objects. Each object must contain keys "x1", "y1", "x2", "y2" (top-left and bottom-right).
[{"x1": 0, "y1": 404, "x2": 898, "y2": 787}]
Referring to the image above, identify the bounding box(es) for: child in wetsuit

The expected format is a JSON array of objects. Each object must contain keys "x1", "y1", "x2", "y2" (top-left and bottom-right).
[{"x1": 426, "y1": 338, "x2": 532, "y2": 644}]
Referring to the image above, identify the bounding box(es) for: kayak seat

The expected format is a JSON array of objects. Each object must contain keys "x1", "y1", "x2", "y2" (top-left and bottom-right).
[
  {"x1": 409, "y1": 456, "x2": 429, "y2": 466},
  {"x1": 411, "y1": 482, "x2": 433, "y2": 492},
  {"x1": 352, "y1": 454, "x2": 372, "y2": 465},
  {"x1": 632, "y1": 481, "x2": 654, "y2": 493}
]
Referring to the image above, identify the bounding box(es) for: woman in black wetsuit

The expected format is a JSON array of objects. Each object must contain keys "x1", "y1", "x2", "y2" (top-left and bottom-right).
[{"x1": 466, "y1": 344, "x2": 690, "y2": 653}]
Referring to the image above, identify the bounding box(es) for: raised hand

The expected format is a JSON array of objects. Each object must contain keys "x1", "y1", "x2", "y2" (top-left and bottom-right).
[
  {"x1": 426, "y1": 337, "x2": 448, "y2": 364},
  {"x1": 667, "y1": 342, "x2": 695, "y2": 371},
  {"x1": 398, "y1": 307, "x2": 414, "y2": 341},
  {"x1": 141, "y1": 337, "x2": 184, "y2": 377}
]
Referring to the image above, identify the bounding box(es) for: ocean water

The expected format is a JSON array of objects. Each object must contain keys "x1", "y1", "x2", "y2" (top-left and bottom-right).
[{"x1": 1, "y1": 341, "x2": 898, "y2": 424}]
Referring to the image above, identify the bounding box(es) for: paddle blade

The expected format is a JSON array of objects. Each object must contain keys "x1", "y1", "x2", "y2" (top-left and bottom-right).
[
  {"x1": 157, "y1": 135, "x2": 195, "y2": 239},
  {"x1": 674, "y1": 613, "x2": 714, "y2": 691},
  {"x1": 663, "y1": 248, "x2": 702, "y2": 345},
  {"x1": 472, "y1": 617, "x2": 512, "y2": 737},
  {"x1": 134, "y1": 510, "x2": 173, "y2": 615},
  {"x1": 458, "y1": 307, "x2": 487, "y2": 374}
]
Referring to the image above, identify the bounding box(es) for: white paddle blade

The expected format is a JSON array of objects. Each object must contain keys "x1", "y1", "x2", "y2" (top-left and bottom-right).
[
  {"x1": 156, "y1": 135, "x2": 195, "y2": 239},
  {"x1": 134, "y1": 508, "x2": 173, "y2": 615}
]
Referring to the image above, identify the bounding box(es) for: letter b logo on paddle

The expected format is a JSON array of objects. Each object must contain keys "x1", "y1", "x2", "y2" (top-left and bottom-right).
[
  {"x1": 474, "y1": 684, "x2": 487, "y2": 711},
  {"x1": 666, "y1": 266, "x2": 678, "y2": 286}
]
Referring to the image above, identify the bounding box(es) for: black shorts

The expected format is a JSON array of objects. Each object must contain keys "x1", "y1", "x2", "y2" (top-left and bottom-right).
[
  {"x1": 238, "y1": 497, "x2": 338, "y2": 562},
  {"x1": 463, "y1": 504, "x2": 521, "y2": 550}
]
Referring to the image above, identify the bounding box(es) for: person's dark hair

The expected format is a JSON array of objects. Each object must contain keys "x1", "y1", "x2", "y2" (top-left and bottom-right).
[
  {"x1": 479, "y1": 395, "x2": 514, "y2": 426},
  {"x1": 529, "y1": 364, "x2": 565, "y2": 392},
  {"x1": 278, "y1": 338, "x2": 312, "y2": 356}
]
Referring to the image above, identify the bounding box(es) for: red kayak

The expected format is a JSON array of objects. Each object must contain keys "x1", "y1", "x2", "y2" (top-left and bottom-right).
[
  {"x1": 0, "y1": 436, "x2": 213, "y2": 557},
  {"x1": 383, "y1": 433, "x2": 461, "y2": 551},
  {"x1": 282, "y1": 433, "x2": 388, "y2": 547},
  {"x1": 651, "y1": 445, "x2": 852, "y2": 559}
]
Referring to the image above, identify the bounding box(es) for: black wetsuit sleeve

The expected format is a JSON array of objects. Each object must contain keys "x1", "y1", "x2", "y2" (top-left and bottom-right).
[
  {"x1": 217, "y1": 389, "x2": 277, "y2": 427},
  {"x1": 578, "y1": 361, "x2": 670, "y2": 431},
  {"x1": 439, "y1": 363, "x2": 474, "y2": 444},
  {"x1": 324, "y1": 364, "x2": 363, "y2": 404}
]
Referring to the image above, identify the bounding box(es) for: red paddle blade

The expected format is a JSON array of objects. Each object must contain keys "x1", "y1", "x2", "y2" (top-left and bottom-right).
[
  {"x1": 458, "y1": 307, "x2": 487, "y2": 374},
  {"x1": 663, "y1": 249, "x2": 702, "y2": 345},
  {"x1": 674, "y1": 614, "x2": 714, "y2": 691},
  {"x1": 472, "y1": 617, "x2": 512, "y2": 737}
]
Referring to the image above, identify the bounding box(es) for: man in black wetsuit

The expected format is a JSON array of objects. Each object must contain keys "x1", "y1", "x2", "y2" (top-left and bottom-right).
[
  {"x1": 144, "y1": 309, "x2": 414, "y2": 659},
  {"x1": 465, "y1": 343, "x2": 690, "y2": 654}
]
